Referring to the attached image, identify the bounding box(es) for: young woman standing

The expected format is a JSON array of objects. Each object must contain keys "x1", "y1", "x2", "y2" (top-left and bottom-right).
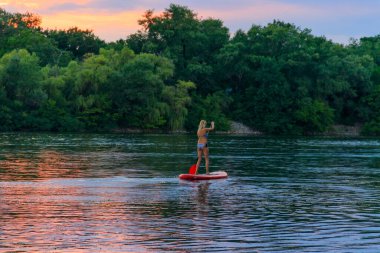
[{"x1": 195, "y1": 120, "x2": 215, "y2": 174}]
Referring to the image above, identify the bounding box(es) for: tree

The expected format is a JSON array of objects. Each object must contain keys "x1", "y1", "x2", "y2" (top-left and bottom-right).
[
  {"x1": 349, "y1": 36, "x2": 380, "y2": 65},
  {"x1": 44, "y1": 27, "x2": 106, "y2": 59},
  {"x1": 5, "y1": 29, "x2": 64, "y2": 66},
  {"x1": 185, "y1": 91, "x2": 232, "y2": 131},
  {"x1": 295, "y1": 99, "x2": 334, "y2": 134},
  {"x1": 109, "y1": 52, "x2": 174, "y2": 129},
  {"x1": 130, "y1": 4, "x2": 229, "y2": 94},
  {"x1": 61, "y1": 49, "x2": 119, "y2": 130},
  {"x1": 0, "y1": 49, "x2": 45, "y2": 108},
  {"x1": 162, "y1": 80, "x2": 195, "y2": 130},
  {"x1": 217, "y1": 21, "x2": 374, "y2": 134},
  {"x1": 0, "y1": 49, "x2": 46, "y2": 129}
]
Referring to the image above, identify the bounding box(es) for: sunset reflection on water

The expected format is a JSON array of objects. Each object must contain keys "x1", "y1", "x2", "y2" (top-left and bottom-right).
[
  {"x1": 0, "y1": 150, "x2": 87, "y2": 181},
  {"x1": 0, "y1": 177, "x2": 180, "y2": 252},
  {"x1": 0, "y1": 177, "x2": 222, "y2": 252},
  {"x1": 2, "y1": 133, "x2": 380, "y2": 252}
]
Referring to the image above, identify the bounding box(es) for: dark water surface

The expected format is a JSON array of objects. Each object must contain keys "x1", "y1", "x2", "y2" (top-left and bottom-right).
[{"x1": 1, "y1": 133, "x2": 380, "y2": 252}]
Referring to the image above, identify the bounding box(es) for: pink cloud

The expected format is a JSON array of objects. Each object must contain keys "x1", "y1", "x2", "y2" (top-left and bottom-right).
[
  {"x1": 2, "y1": 0, "x2": 379, "y2": 43},
  {"x1": 1, "y1": 0, "x2": 144, "y2": 41},
  {"x1": 197, "y1": 1, "x2": 379, "y2": 24},
  {"x1": 41, "y1": 10, "x2": 144, "y2": 41},
  {"x1": 2, "y1": 0, "x2": 91, "y2": 12}
]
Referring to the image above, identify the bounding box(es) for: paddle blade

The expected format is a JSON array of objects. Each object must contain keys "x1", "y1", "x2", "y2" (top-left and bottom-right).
[{"x1": 188, "y1": 164, "x2": 197, "y2": 174}]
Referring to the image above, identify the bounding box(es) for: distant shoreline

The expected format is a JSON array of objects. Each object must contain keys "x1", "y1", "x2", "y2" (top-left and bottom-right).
[{"x1": 112, "y1": 123, "x2": 363, "y2": 137}]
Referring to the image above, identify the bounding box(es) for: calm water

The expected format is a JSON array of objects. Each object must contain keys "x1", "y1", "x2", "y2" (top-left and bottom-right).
[{"x1": 1, "y1": 133, "x2": 380, "y2": 252}]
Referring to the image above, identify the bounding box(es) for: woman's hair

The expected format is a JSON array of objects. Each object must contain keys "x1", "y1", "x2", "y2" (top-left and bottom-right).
[{"x1": 198, "y1": 120, "x2": 207, "y2": 131}]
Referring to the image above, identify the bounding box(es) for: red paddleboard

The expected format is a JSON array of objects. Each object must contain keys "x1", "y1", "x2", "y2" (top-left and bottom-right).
[{"x1": 179, "y1": 171, "x2": 228, "y2": 180}]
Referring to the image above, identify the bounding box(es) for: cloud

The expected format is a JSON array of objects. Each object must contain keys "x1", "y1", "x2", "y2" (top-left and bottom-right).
[
  {"x1": 41, "y1": 10, "x2": 143, "y2": 41},
  {"x1": 1, "y1": 0, "x2": 380, "y2": 43},
  {"x1": 41, "y1": 3, "x2": 87, "y2": 14},
  {"x1": 197, "y1": 0, "x2": 378, "y2": 22},
  {"x1": 1, "y1": 0, "x2": 90, "y2": 13},
  {"x1": 88, "y1": 0, "x2": 156, "y2": 12}
]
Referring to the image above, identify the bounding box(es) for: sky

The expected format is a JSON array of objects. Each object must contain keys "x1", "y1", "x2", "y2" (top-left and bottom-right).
[{"x1": 1, "y1": 0, "x2": 380, "y2": 44}]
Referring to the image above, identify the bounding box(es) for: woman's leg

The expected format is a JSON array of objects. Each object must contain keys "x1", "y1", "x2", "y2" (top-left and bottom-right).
[
  {"x1": 204, "y1": 147, "x2": 209, "y2": 174},
  {"x1": 195, "y1": 148, "x2": 203, "y2": 174}
]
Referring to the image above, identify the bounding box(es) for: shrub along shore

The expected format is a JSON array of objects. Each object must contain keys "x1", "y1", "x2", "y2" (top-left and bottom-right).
[{"x1": 113, "y1": 122, "x2": 363, "y2": 137}]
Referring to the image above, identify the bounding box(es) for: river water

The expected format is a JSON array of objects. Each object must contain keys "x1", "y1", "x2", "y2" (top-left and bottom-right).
[{"x1": 1, "y1": 133, "x2": 380, "y2": 252}]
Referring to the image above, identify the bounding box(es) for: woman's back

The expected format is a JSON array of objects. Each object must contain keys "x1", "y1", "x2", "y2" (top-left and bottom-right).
[{"x1": 197, "y1": 129, "x2": 208, "y2": 144}]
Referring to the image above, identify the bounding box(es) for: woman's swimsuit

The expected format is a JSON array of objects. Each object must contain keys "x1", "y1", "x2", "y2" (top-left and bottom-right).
[
  {"x1": 197, "y1": 133, "x2": 209, "y2": 150},
  {"x1": 197, "y1": 143, "x2": 208, "y2": 149}
]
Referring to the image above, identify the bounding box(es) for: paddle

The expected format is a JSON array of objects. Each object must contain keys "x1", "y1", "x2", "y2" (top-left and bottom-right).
[{"x1": 188, "y1": 162, "x2": 197, "y2": 174}]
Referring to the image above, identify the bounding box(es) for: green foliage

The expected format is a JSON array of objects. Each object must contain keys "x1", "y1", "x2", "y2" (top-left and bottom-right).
[
  {"x1": 131, "y1": 4, "x2": 229, "y2": 94},
  {"x1": 0, "y1": 105, "x2": 13, "y2": 131},
  {"x1": 0, "y1": 6, "x2": 380, "y2": 135},
  {"x1": 5, "y1": 29, "x2": 62, "y2": 66},
  {"x1": 362, "y1": 118, "x2": 380, "y2": 136},
  {"x1": 0, "y1": 49, "x2": 45, "y2": 108},
  {"x1": 109, "y1": 52, "x2": 174, "y2": 129},
  {"x1": 60, "y1": 50, "x2": 116, "y2": 130},
  {"x1": 44, "y1": 27, "x2": 106, "y2": 60},
  {"x1": 186, "y1": 91, "x2": 232, "y2": 132},
  {"x1": 361, "y1": 85, "x2": 380, "y2": 135},
  {"x1": 0, "y1": 8, "x2": 71, "y2": 66},
  {"x1": 162, "y1": 80, "x2": 196, "y2": 130},
  {"x1": 295, "y1": 99, "x2": 334, "y2": 134},
  {"x1": 217, "y1": 21, "x2": 375, "y2": 134},
  {"x1": 0, "y1": 8, "x2": 42, "y2": 56},
  {"x1": 349, "y1": 36, "x2": 380, "y2": 65}
]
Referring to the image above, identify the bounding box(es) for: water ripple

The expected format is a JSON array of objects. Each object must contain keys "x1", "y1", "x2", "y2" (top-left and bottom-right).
[{"x1": 1, "y1": 133, "x2": 380, "y2": 252}]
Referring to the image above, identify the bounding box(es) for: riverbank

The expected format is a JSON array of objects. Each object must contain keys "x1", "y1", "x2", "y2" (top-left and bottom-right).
[
  {"x1": 112, "y1": 121, "x2": 263, "y2": 135},
  {"x1": 221, "y1": 123, "x2": 363, "y2": 137},
  {"x1": 220, "y1": 121, "x2": 263, "y2": 135},
  {"x1": 323, "y1": 124, "x2": 362, "y2": 137},
  {"x1": 112, "y1": 122, "x2": 363, "y2": 136}
]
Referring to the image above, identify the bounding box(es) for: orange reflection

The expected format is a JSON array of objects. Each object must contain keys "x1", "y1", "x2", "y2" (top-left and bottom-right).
[
  {"x1": 0, "y1": 180, "x2": 153, "y2": 252},
  {"x1": 0, "y1": 150, "x2": 85, "y2": 181}
]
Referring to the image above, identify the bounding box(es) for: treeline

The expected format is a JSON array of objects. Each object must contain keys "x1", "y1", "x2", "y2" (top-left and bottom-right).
[{"x1": 1, "y1": 5, "x2": 380, "y2": 134}]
